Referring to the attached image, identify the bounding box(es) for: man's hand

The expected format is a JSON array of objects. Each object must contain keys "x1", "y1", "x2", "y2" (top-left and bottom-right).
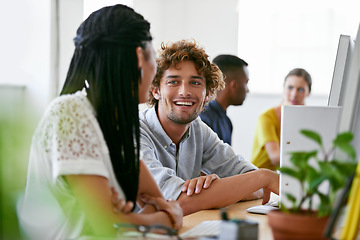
[
  {"x1": 181, "y1": 174, "x2": 219, "y2": 196},
  {"x1": 111, "y1": 187, "x2": 134, "y2": 214},
  {"x1": 261, "y1": 170, "x2": 280, "y2": 205},
  {"x1": 140, "y1": 193, "x2": 183, "y2": 230}
]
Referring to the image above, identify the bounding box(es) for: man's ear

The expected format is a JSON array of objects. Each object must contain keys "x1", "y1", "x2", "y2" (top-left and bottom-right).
[
  {"x1": 228, "y1": 80, "x2": 237, "y2": 93},
  {"x1": 204, "y1": 90, "x2": 210, "y2": 102},
  {"x1": 229, "y1": 79, "x2": 237, "y2": 88},
  {"x1": 152, "y1": 87, "x2": 161, "y2": 100},
  {"x1": 136, "y1": 46, "x2": 144, "y2": 68}
]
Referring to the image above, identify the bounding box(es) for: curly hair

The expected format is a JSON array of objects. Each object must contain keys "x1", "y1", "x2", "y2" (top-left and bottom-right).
[{"x1": 148, "y1": 40, "x2": 225, "y2": 107}]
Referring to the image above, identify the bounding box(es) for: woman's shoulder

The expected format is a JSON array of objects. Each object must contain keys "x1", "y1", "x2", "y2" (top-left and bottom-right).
[
  {"x1": 45, "y1": 90, "x2": 94, "y2": 119},
  {"x1": 50, "y1": 90, "x2": 89, "y2": 108},
  {"x1": 256, "y1": 107, "x2": 281, "y2": 126},
  {"x1": 260, "y1": 107, "x2": 278, "y2": 118},
  {"x1": 34, "y1": 90, "x2": 95, "y2": 139}
]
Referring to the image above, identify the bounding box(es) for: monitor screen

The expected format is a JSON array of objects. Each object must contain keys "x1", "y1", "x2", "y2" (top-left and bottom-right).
[
  {"x1": 324, "y1": 22, "x2": 360, "y2": 238},
  {"x1": 335, "y1": 23, "x2": 360, "y2": 161},
  {"x1": 327, "y1": 35, "x2": 354, "y2": 107}
]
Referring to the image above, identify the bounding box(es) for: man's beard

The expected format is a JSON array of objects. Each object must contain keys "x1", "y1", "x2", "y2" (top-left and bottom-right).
[{"x1": 167, "y1": 106, "x2": 199, "y2": 124}]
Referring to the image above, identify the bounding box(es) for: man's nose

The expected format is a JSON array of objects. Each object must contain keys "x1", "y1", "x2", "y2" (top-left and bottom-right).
[{"x1": 179, "y1": 82, "x2": 190, "y2": 96}]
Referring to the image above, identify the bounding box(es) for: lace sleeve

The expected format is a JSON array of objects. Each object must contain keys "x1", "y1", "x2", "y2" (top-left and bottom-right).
[{"x1": 39, "y1": 94, "x2": 109, "y2": 181}]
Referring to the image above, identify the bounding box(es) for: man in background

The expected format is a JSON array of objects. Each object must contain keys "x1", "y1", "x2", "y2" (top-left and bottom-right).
[{"x1": 200, "y1": 54, "x2": 249, "y2": 145}]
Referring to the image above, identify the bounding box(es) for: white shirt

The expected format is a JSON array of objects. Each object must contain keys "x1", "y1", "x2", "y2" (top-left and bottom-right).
[{"x1": 17, "y1": 90, "x2": 125, "y2": 240}]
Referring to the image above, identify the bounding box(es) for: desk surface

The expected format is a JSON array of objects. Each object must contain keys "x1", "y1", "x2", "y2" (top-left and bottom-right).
[{"x1": 180, "y1": 199, "x2": 273, "y2": 240}]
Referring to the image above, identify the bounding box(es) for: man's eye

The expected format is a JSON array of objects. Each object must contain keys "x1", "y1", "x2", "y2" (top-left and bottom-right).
[
  {"x1": 287, "y1": 86, "x2": 293, "y2": 90},
  {"x1": 191, "y1": 81, "x2": 201, "y2": 85}
]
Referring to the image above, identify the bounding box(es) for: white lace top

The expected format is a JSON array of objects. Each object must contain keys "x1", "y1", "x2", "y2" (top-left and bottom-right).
[{"x1": 18, "y1": 90, "x2": 125, "y2": 240}]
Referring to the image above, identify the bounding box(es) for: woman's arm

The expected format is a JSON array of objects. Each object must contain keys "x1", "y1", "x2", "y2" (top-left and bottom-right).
[
  {"x1": 265, "y1": 141, "x2": 281, "y2": 166},
  {"x1": 65, "y1": 174, "x2": 182, "y2": 236},
  {"x1": 136, "y1": 160, "x2": 164, "y2": 211}
]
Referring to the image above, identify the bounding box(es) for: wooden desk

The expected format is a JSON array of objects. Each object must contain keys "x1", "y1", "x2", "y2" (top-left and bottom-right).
[{"x1": 180, "y1": 199, "x2": 273, "y2": 240}]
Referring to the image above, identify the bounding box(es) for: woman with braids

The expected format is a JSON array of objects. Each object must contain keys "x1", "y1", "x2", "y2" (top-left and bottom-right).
[{"x1": 17, "y1": 4, "x2": 182, "y2": 239}]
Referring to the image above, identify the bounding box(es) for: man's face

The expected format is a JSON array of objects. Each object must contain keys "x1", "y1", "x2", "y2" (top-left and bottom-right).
[
  {"x1": 228, "y1": 66, "x2": 249, "y2": 106},
  {"x1": 152, "y1": 61, "x2": 209, "y2": 125}
]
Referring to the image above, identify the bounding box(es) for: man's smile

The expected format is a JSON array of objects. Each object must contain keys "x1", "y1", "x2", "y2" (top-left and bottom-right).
[{"x1": 174, "y1": 101, "x2": 195, "y2": 107}]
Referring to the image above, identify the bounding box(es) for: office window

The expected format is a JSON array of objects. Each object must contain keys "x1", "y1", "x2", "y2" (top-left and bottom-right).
[{"x1": 237, "y1": 0, "x2": 360, "y2": 95}]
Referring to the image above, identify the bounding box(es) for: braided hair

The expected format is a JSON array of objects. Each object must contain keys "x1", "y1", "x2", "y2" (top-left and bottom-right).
[{"x1": 60, "y1": 4, "x2": 152, "y2": 206}]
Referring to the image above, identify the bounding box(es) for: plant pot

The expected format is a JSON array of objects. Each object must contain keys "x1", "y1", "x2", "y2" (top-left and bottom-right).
[{"x1": 267, "y1": 210, "x2": 330, "y2": 240}]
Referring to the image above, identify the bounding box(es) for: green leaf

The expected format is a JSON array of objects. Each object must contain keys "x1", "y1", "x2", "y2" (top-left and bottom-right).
[
  {"x1": 300, "y1": 129, "x2": 323, "y2": 146},
  {"x1": 331, "y1": 161, "x2": 357, "y2": 176},
  {"x1": 318, "y1": 192, "x2": 330, "y2": 205},
  {"x1": 284, "y1": 193, "x2": 299, "y2": 212},
  {"x1": 288, "y1": 150, "x2": 318, "y2": 169},
  {"x1": 333, "y1": 131, "x2": 354, "y2": 145},
  {"x1": 318, "y1": 206, "x2": 331, "y2": 217},
  {"x1": 279, "y1": 204, "x2": 290, "y2": 213},
  {"x1": 278, "y1": 167, "x2": 302, "y2": 181},
  {"x1": 305, "y1": 165, "x2": 322, "y2": 192},
  {"x1": 319, "y1": 161, "x2": 343, "y2": 178},
  {"x1": 336, "y1": 143, "x2": 356, "y2": 160},
  {"x1": 317, "y1": 192, "x2": 332, "y2": 217},
  {"x1": 285, "y1": 193, "x2": 297, "y2": 204},
  {"x1": 308, "y1": 175, "x2": 327, "y2": 193},
  {"x1": 318, "y1": 162, "x2": 345, "y2": 191}
]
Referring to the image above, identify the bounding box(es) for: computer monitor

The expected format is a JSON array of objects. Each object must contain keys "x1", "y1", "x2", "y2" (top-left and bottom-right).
[
  {"x1": 327, "y1": 35, "x2": 354, "y2": 107},
  {"x1": 335, "y1": 23, "x2": 360, "y2": 161},
  {"x1": 324, "y1": 22, "x2": 360, "y2": 238}
]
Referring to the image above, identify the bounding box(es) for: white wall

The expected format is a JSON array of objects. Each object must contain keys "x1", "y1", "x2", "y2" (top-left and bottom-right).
[
  {"x1": 57, "y1": 0, "x2": 84, "y2": 95},
  {"x1": 134, "y1": 0, "x2": 239, "y2": 59},
  {"x1": 238, "y1": 0, "x2": 360, "y2": 96},
  {"x1": 0, "y1": 0, "x2": 52, "y2": 115},
  {"x1": 0, "y1": 0, "x2": 83, "y2": 115}
]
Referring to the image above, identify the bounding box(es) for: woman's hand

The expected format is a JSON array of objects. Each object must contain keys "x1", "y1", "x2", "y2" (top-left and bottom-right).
[
  {"x1": 140, "y1": 193, "x2": 183, "y2": 230},
  {"x1": 181, "y1": 174, "x2": 220, "y2": 196},
  {"x1": 111, "y1": 187, "x2": 134, "y2": 214}
]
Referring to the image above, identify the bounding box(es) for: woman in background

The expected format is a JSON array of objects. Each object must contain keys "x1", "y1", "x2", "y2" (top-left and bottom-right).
[
  {"x1": 251, "y1": 68, "x2": 312, "y2": 170},
  {"x1": 18, "y1": 4, "x2": 182, "y2": 240}
]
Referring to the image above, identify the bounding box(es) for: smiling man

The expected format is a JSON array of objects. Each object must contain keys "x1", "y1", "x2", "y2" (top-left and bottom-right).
[{"x1": 139, "y1": 40, "x2": 279, "y2": 215}]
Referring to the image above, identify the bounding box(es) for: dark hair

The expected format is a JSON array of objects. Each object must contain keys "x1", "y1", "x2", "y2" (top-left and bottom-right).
[
  {"x1": 60, "y1": 4, "x2": 152, "y2": 206},
  {"x1": 212, "y1": 54, "x2": 248, "y2": 77},
  {"x1": 148, "y1": 40, "x2": 224, "y2": 107},
  {"x1": 284, "y1": 68, "x2": 312, "y2": 93}
]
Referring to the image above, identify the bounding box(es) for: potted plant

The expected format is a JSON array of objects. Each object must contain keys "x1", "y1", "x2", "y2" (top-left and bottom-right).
[{"x1": 268, "y1": 129, "x2": 358, "y2": 240}]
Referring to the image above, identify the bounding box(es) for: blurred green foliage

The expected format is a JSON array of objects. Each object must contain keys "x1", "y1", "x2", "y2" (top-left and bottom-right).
[{"x1": 0, "y1": 86, "x2": 36, "y2": 239}]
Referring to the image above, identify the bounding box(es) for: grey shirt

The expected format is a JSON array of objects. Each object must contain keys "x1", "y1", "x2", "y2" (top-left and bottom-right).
[{"x1": 139, "y1": 106, "x2": 257, "y2": 200}]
